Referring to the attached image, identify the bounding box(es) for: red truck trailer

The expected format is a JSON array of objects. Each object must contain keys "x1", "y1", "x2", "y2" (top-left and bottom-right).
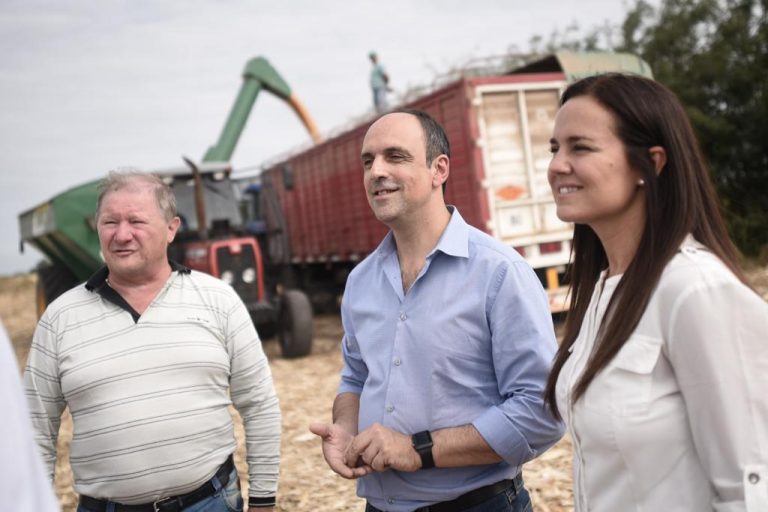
[{"x1": 246, "y1": 53, "x2": 653, "y2": 313}]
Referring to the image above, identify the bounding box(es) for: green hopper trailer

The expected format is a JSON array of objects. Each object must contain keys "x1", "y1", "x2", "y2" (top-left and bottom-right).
[
  {"x1": 19, "y1": 180, "x2": 100, "y2": 313},
  {"x1": 18, "y1": 56, "x2": 321, "y2": 358}
]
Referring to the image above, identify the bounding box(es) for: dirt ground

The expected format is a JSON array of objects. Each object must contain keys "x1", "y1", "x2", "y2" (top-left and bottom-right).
[{"x1": 3, "y1": 266, "x2": 767, "y2": 511}]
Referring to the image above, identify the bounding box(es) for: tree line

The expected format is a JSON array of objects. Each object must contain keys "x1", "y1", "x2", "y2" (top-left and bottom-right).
[{"x1": 532, "y1": 0, "x2": 767, "y2": 259}]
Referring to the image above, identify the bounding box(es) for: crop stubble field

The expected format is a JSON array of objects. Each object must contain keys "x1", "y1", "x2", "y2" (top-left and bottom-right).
[{"x1": 3, "y1": 267, "x2": 767, "y2": 511}]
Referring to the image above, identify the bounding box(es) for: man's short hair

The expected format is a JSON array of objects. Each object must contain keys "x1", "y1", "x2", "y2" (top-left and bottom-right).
[
  {"x1": 390, "y1": 108, "x2": 451, "y2": 166},
  {"x1": 96, "y1": 169, "x2": 177, "y2": 222}
]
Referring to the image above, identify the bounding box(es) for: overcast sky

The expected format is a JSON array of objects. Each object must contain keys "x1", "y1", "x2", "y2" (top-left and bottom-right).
[{"x1": 0, "y1": 0, "x2": 647, "y2": 275}]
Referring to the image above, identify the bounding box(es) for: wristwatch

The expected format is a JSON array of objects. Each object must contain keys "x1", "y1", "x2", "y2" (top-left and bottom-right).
[{"x1": 411, "y1": 430, "x2": 435, "y2": 469}]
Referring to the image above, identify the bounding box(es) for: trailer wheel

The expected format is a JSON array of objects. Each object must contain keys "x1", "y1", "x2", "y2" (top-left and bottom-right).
[
  {"x1": 277, "y1": 289, "x2": 313, "y2": 358},
  {"x1": 36, "y1": 264, "x2": 80, "y2": 318}
]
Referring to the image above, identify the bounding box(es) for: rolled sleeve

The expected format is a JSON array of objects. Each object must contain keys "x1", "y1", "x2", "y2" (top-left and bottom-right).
[
  {"x1": 472, "y1": 261, "x2": 564, "y2": 465},
  {"x1": 337, "y1": 284, "x2": 368, "y2": 396}
]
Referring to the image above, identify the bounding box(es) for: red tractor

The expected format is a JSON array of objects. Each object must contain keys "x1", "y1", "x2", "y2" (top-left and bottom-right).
[{"x1": 19, "y1": 57, "x2": 320, "y2": 357}]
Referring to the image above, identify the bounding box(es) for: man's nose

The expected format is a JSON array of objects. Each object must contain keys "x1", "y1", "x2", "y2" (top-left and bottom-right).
[
  {"x1": 370, "y1": 157, "x2": 388, "y2": 178},
  {"x1": 114, "y1": 221, "x2": 133, "y2": 241}
]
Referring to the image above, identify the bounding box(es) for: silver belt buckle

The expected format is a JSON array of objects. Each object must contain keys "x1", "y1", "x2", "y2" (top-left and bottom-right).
[{"x1": 153, "y1": 497, "x2": 175, "y2": 512}]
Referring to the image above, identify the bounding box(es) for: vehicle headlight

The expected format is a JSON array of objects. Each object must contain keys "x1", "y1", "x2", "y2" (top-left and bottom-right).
[
  {"x1": 220, "y1": 270, "x2": 234, "y2": 285},
  {"x1": 242, "y1": 268, "x2": 256, "y2": 284}
]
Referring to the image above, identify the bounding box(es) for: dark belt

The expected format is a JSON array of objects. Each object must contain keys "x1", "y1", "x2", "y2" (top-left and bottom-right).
[
  {"x1": 79, "y1": 455, "x2": 235, "y2": 512},
  {"x1": 367, "y1": 472, "x2": 524, "y2": 512}
]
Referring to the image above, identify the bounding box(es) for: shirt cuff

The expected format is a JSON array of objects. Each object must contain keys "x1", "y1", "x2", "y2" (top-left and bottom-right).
[
  {"x1": 472, "y1": 406, "x2": 533, "y2": 465},
  {"x1": 248, "y1": 496, "x2": 276, "y2": 508},
  {"x1": 337, "y1": 382, "x2": 364, "y2": 395}
]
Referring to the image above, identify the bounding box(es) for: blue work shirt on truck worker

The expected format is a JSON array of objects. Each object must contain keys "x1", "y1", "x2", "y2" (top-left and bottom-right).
[{"x1": 338, "y1": 207, "x2": 564, "y2": 511}]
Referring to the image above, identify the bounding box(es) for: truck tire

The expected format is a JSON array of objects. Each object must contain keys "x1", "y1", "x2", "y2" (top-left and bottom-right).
[
  {"x1": 36, "y1": 264, "x2": 80, "y2": 318},
  {"x1": 277, "y1": 289, "x2": 313, "y2": 358},
  {"x1": 255, "y1": 321, "x2": 277, "y2": 341}
]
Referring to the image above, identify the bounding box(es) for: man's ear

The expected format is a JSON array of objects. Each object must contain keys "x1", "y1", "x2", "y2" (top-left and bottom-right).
[
  {"x1": 649, "y1": 146, "x2": 667, "y2": 175},
  {"x1": 432, "y1": 154, "x2": 450, "y2": 189},
  {"x1": 168, "y1": 216, "x2": 181, "y2": 243}
]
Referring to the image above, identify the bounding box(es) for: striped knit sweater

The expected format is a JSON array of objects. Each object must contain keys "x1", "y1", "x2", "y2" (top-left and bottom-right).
[{"x1": 23, "y1": 267, "x2": 281, "y2": 505}]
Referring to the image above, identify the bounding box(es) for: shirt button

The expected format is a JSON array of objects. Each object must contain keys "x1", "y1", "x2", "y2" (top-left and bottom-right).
[
  {"x1": 399, "y1": 312, "x2": 407, "y2": 321},
  {"x1": 393, "y1": 358, "x2": 401, "y2": 366},
  {"x1": 386, "y1": 405, "x2": 394, "y2": 413},
  {"x1": 748, "y1": 472, "x2": 760, "y2": 484}
]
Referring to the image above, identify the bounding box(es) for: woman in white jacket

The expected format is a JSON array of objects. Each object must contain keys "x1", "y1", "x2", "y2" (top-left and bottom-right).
[{"x1": 545, "y1": 72, "x2": 767, "y2": 511}]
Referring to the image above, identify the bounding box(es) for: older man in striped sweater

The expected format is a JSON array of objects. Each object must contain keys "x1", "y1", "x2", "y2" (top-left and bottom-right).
[{"x1": 24, "y1": 170, "x2": 281, "y2": 512}]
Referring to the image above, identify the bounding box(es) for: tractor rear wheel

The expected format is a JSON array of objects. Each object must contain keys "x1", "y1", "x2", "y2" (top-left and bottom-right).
[
  {"x1": 277, "y1": 289, "x2": 313, "y2": 358},
  {"x1": 36, "y1": 264, "x2": 80, "y2": 318}
]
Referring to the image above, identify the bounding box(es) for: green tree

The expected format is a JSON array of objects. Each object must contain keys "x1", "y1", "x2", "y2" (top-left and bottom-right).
[
  {"x1": 539, "y1": 0, "x2": 768, "y2": 257},
  {"x1": 619, "y1": 0, "x2": 768, "y2": 257}
]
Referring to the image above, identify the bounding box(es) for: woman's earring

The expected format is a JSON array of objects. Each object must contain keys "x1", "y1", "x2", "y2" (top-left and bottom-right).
[{"x1": 638, "y1": 178, "x2": 645, "y2": 186}]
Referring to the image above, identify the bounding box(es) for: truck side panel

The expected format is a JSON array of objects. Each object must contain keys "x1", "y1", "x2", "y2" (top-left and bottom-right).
[
  {"x1": 263, "y1": 73, "x2": 572, "y2": 311},
  {"x1": 264, "y1": 79, "x2": 486, "y2": 262}
]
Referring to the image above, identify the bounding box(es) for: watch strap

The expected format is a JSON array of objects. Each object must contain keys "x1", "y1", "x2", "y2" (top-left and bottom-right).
[{"x1": 411, "y1": 430, "x2": 435, "y2": 469}]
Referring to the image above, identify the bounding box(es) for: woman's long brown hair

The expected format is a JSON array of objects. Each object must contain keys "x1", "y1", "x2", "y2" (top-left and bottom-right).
[{"x1": 544, "y1": 74, "x2": 749, "y2": 420}]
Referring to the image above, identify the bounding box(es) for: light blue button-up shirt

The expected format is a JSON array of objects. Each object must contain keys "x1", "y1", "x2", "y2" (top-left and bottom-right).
[{"x1": 339, "y1": 207, "x2": 564, "y2": 511}]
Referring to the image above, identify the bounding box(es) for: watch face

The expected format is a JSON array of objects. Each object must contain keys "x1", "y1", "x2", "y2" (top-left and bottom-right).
[
  {"x1": 412, "y1": 430, "x2": 432, "y2": 450},
  {"x1": 412, "y1": 430, "x2": 435, "y2": 469}
]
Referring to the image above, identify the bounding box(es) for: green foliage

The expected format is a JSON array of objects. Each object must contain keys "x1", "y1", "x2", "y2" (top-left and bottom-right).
[
  {"x1": 540, "y1": 0, "x2": 768, "y2": 256},
  {"x1": 529, "y1": 20, "x2": 614, "y2": 53}
]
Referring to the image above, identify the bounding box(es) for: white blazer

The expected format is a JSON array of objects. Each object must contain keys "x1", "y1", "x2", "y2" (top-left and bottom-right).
[{"x1": 557, "y1": 236, "x2": 768, "y2": 511}]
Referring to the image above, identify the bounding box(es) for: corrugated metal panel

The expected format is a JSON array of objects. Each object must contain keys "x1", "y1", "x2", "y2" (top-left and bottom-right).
[
  {"x1": 265, "y1": 71, "x2": 577, "y2": 267},
  {"x1": 266, "y1": 79, "x2": 482, "y2": 263},
  {"x1": 555, "y1": 51, "x2": 654, "y2": 81},
  {"x1": 509, "y1": 52, "x2": 654, "y2": 82}
]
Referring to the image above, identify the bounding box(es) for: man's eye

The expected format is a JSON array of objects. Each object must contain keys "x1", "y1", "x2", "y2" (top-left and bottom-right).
[
  {"x1": 549, "y1": 145, "x2": 559, "y2": 154},
  {"x1": 573, "y1": 144, "x2": 591, "y2": 152}
]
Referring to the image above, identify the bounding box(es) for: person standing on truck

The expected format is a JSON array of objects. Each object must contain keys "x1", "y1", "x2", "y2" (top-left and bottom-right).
[
  {"x1": 310, "y1": 109, "x2": 563, "y2": 511},
  {"x1": 546, "y1": 73, "x2": 768, "y2": 511},
  {"x1": 369, "y1": 51, "x2": 390, "y2": 113},
  {"x1": 24, "y1": 170, "x2": 281, "y2": 511}
]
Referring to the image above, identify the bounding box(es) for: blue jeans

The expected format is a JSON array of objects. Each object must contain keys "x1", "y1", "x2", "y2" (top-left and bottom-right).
[
  {"x1": 365, "y1": 482, "x2": 533, "y2": 512},
  {"x1": 373, "y1": 87, "x2": 388, "y2": 112},
  {"x1": 77, "y1": 468, "x2": 243, "y2": 512},
  {"x1": 460, "y1": 486, "x2": 532, "y2": 512}
]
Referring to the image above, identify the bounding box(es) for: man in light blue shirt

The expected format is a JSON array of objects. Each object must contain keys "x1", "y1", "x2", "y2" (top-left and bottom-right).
[{"x1": 310, "y1": 109, "x2": 563, "y2": 511}]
